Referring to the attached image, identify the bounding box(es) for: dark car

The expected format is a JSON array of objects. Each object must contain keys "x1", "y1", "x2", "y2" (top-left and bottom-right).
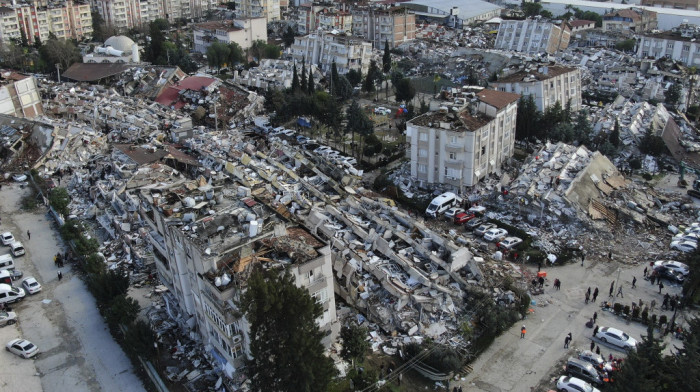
[
  {"x1": 454, "y1": 212, "x2": 477, "y2": 225},
  {"x1": 465, "y1": 217, "x2": 484, "y2": 230},
  {"x1": 655, "y1": 266, "x2": 684, "y2": 283}
]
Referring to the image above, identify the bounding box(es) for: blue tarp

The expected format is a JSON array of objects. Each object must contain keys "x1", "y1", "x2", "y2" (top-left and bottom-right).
[{"x1": 297, "y1": 117, "x2": 311, "y2": 128}]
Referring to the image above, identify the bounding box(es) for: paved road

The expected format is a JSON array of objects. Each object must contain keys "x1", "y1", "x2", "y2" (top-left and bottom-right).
[
  {"x1": 457, "y1": 256, "x2": 685, "y2": 392},
  {"x1": 0, "y1": 183, "x2": 145, "y2": 392}
]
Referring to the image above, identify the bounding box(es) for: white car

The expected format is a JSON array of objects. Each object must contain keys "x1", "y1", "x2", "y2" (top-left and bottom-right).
[
  {"x1": 474, "y1": 223, "x2": 497, "y2": 237},
  {"x1": 12, "y1": 174, "x2": 27, "y2": 182},
  {"x1": 484, "y1": 228, "x2": 508, "y2": 242},
  {"x1": 313, "y1": 146, "x2": 332, "y2": 154},
  {"x1": 374, "y1": 106, "x2": 390, "y2": 115},
  {"x1": 1, "y1": 232, "x2": 14, "y2": 246},
  {"x1": 556, "y1": 376, "x2": 600, "y2": 392},
  {"x1": 653, "y1": 260, "x2": 689, "y2": 276},
  {"x1": 5, "y1": 338, "x2": 39, "y2": 359},
  {"x1": 21, "y1": 277, "x2": 42, "y2": 295},
  {"x1": 498, "y1": 237, "x2": 523, "y2": 250},
  {"x1": 444, "y1": 207, "x2": 465, "y2": 220},
  {"x1": 672, "y1": 233, "x2": 700, "y2": 243},
  {"x1": 595, "y1": 326, "x2": 637, "y2": 350},
  {"x1": 670, "y1": 240, "x2": 698, "y2": 252},
  {"x1": 0, "y1": 311, "x2": 17, "y2": 327}
]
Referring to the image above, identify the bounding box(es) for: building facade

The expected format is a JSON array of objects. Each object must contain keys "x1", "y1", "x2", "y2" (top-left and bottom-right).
[
  {"x1": 233, "y1": 0, "x2": 280, "y2": 23},
  {"x1": 317, "y1": 11, "x2": 352, "y2": 33},
  {"x1": 494, "y1": 19, "x2": 570, "y2": 54},
  {"x1": 352, "y1": 7, "x2": 415, "y2": 49},
  {"x1": 83, "y1": 35, "x2": 141, "y2": 63},
  {"x1": 0, "y1": 72, "x2": 43, "y2": 118},
  {"x1": 0, "y1": 1, "x2": 92, "y2": 45},
  {"x1": 290, "y1": 31, "x2": 372, "y2": 75},
  {"x1": 569, "y1": 20, "x2": 596, "y2": 33},
  {"x1": 193, "y1": 18, "x2": 267, "y2": 53},
  {"x1": 637, "y1": 33, "x2": 700, "y2": 67},
  {"x1": 490, "y1": 65, "x2": 582, "y2": 112},
  {"x1": 406, "y1": 89, "x2": 519, "y2": 190},
  {"x1": 602, "y1": 8, "x2": 657, "y2": 35},
  {"x1": 93, "y1": 0, "x2": 217, "y2": 30},
  {"x1": 641, "y1": 0, "x2": 700, "y2": 11}
]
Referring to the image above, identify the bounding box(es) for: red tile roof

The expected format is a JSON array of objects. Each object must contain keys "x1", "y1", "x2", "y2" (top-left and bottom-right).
[
  {"x1": 570, "y1": 20, "x2": 595, "y2": 28},
  {"x1": 155, "y1": 76, "x2": 217, "y2": 109}
]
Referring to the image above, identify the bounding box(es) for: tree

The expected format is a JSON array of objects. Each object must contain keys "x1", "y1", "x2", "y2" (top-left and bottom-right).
[
  {"x1": 420, "y1": 98, "x2": 430, "y2": 115},
  {"x1": 152, "y1": 18, "x2": 169, "y2": 31},
  {"x1": 382, "y1": 39, "x2": 391, "y2": 74},
  {"x1": 522, "y1": 2, "x2": 543, "y2": 17},
  {"x1": 145, "y1": 20, "x2": 165, "y2": 62},
  {"x1": 282, "y1": 25, "x2": 296, "y2": 47},
  {"x1": 39, "y1": 37, "x2": 81, "y2": 72},
  {"x1": 105, "y1": 295, "x2": 141, "y2": 329},
  {"x1": 574, "y1": 110, "x2": 593, "y2": 146},
  {"x1": 515, "y1": 95, "x2": 540, "y2": 141},
  {"x1": 291, "y1": 64, "x2": 300, "y2": 92},
  {"x1": 682, "y1": 250, "x2": 700, "y2": 305},
  {"x1": 91, "y1": 12, "x2": 107, "y2": 42},
  {"x1": 87, "y1": 270, "x2": 130, "y2": 307},
  {"x1": 240, "y1": 267, "x2": 336, "y2": 392},
  {"x1": 346, "y1": 69, "x2": 362, "y2": 86},
  {"x1": 19, "y1": 29, "x2": 28, "y2": 48},
  {"x1": 346, "y1": 100, "x2": 374, "y2": 157},
  {"x1": 665, "y1": 83, "x2": 682, "y2": 107},
  {"x1": 300, "y1": 60, "x2": 307, "y2": 93},
  {"x1": 363, "y1": 60, "x2": 380, "y2": 93},
  {"x1": 206, "y1": 42, "x2": 231, "y2": 72},
  {"x1": 394, "y1": 78, "x2": 416, "y2": 103},
  {"x1": 608, "y1": 326, "x2": 671, "y2": 392},
  {"x1": 330, "y1": 61, "x2": 340, "y2": 96},
  {"x1": 49, "y1": 187, "x2": 70, "y2": 216},
  {"x1": 639, "y1": 130, "x2": 666, "y2": 156},
  {"x1": 609, "y1": 120, "x2": 621, "y2": 148},
  {"x1": 336, "y1": 76, "x2": 353, "y2": 101},
  {"x1": 340, "y1": 324, "x2": 369, "y2": 367},
  {"x1": 616, "y1": 39, "x2": 636, "y2": 52},
  {"x1": 123, "y1": 320, "x2": 157, "y2": 360},
  {"x1": 307, "y1": 68, "x2": 315, "y2": 93},
  {"x1": 227, "y1": 42, "x2": 244, "y2": 66}
]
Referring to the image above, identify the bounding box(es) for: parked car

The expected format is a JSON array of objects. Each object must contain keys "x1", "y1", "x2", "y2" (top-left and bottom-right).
[
  {"x1": 497, "y1": 237, "x2": 523, "y2": 250},
  {"x1": 566, "y1": 357, "x2": 604, "y2": 386},
  {"x1": 313, "y1": 146, "x2": 332, "y2": 154},
  {"x1": 454, "y1": 212, "x2": 477, "y2": 224},
  {"x1": 9, "y1": 242, "x2": 24, "y2": 257},
  {"x1": 484, "y1": 228, "x2": 508, "y2": 242},
  {"x1": 672, "y1": 233, "x2": 700, "y2": 243},
  {"x1": 474, "y1": 223, "x2": 497, "y2": 237},
  {"x1": 670, "y1": 240, "x2": 698, "y2": 252},
  {"x1": 465, "y1": 218, "x2": 484, "y2": 230},
  {"x1": 654, "y1": 266, "x2": 684, "y2": 283},
  {"x1": 578, "y1": 350, "x2": 612, "y2": 372},
  {"x1": 556, "y1": 376, "x2": 600, "y2": 392},
  {"x1": 11, "y1": 174, "x2": 27, "y2": 182},
  {"x1": 9, "y1": 270, "x2": 22, "y2": 281},
  {"x1": 0, "y1": 311, "x2": 17, "y2": 327},
  {"x1": 1, "y1": 232, "x2": 15, "y2": 246},
  {"x1": 653, "y1": 260, "x2": 689, "y2": 276},
  {"x1": 5, "y1": 338, "x2": 39, "y2": 359},
  {"x1": 21, "y1": 277, "x2": 42, "y2": 295},
  {"x1": 374, "y1": 107, "x2": 391, "y2": 115},
  {"x1": 595, "y1": 327, "x2": 637, "y2": 350}
]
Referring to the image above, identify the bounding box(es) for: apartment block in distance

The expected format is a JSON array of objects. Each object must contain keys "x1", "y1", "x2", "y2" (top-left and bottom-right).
[
  {"x1": 490, "y1": 65, "x2": 581, "y2": 112},
  {"x1": 0, "y1": 71, "x2": 43, "y2": 118},
  {"x1": 352, "y1": 7, "x2": 415, "y2": 49},
  {"x1": 641, "y1": 0, "x2": 700, "y2": 10},
  {"x1": 495, "y1": 19, "x2": 570, "y2": 54},
  {"x1": 0, "y1": 1, "x2": 92, "y2": 45},
  {"x1": 637, "y1": 27, "x2": 700, "y2": 67},
  {"x1": 133, "y1": 176, "x2": 338, "y2": 377},
  {"x1": 406, "y1": 89, "x2": 519, "y2": 190},
  {"x1": 193, "y1": 18, "x2": 267, "y2": 53},
  {"x1": 290, "y1": 31, "x2": 371, "y2": 75},
  {"x1": 233, "y1": 0, "x2": 281, "y2": 23},
  {"x1": 602, "y1": 8, "x2": 657, "y2": 35}
]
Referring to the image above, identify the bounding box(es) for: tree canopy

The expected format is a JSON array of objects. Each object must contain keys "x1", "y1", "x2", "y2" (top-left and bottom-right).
[
  {"x1": 240, "y1": 267, "x2": 336, "y2": 392},
  {"x1": 394, "y1": 78, "x2": 416, "y2": 103}
]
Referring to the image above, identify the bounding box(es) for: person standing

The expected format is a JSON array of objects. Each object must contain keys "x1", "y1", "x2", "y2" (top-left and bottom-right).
[
  {"x1": 585, "y1": 291, "x2": 590, "y2": 304},
  {"x1": 581, "y1": 251, "x2": 585, "y2": 266},
  {"x1": 609, "y1": 282, "x2": 615, "y2": 297},
  {"x1": 596, "y1": 346, "x2": 601, "y2": 355},
  {"x1": 593, "y1": 287, "x2": 599, "y2": 302},
  {"x1": 593, "y1": 312, "x2": 598, "y2": 323},
  {"x1": 608, "y1": 250, "x2": 612, "y2": 260},
  {"x1": 57, "y1": 271, "x2": 63, "y2": 281},
  {"x1": 593, "y1": 325, "x2": 599, "y2": 337},
  {"x1": 616, "y1": 286, "x2": 624, "y2": 298},
  {"x1": 564, "y1": 335, "x2": 571, "y2": 348},
  {"x1": 26, "y1": 230, "x2": 30, "y2": 240},
  {"x1": 650, "y1": 274, "x2": 656, "y2": 285},
  {"x1": 590, "y1": 340, "x2": 595, "y2": 351},
  {"x1": 521, "y1": 325, "x2": 526, "y2": 339},
  {"x1": 659, "y1": 281, "x2": 664, "y2": 294},
  {"x1": 644, "y1": 267, "x2": 648, "y2": 277},
  {"x1": 632, "y1": 277, "x2": 637, "y2": 288}
]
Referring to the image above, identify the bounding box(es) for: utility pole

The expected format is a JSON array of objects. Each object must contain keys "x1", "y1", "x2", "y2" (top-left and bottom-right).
[{"x1": 55, "y1": 63, "x2": 61, "y2": 83}]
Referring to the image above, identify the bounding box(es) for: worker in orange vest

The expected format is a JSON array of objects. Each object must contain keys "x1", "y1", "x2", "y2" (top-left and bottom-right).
[{"x1": 521, "y1": 325, "x2": 526, "y2": 339}]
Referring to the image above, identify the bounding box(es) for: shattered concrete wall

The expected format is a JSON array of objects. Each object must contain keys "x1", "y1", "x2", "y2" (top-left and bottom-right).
[{"x1": 565, "y1": 151, "x2": 620, "y2": 214}]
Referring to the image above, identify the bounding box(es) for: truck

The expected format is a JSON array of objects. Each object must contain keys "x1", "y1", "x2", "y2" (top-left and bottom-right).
[{"x1": 253, "y1": 116, "x2": 272, "y2": 133}]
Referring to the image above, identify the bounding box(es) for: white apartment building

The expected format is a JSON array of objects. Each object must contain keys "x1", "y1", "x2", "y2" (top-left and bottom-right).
[
  {"x1": 93, "y1": 0, "x2": 217, "y2": 30},
  {"x1": 0, "y1": 72, "x2": 43, "y2": 118},
  {"x1": 490, "y1": 65, "x2": 581, "y2": 112},
  {"x1": 233, "y1": 0, "x2": 280, "y2": 23},
  {"x1": 290, "y1": 31, "x2": 372, "y2": 75},
  {"x1": 317, "y1": 10, "x2": 352, "y2": 33},
  {"x1": 0, "y1": 1, "x2": 92, "y2": 45},
  {"x1": 494, "y1": 19, "x2": 571, "y2": 55},
  {"x1": 134, "y1": 179, "x2": 338, "y2": 378},
  {"x1": 406, "y1": 89, "x2": 520, "y2": 190},
  {"x1": 192, "y1": 18, "x2": 267, "y2": 53},
  {"x1": 637, "y1": 33, "x2": 700, "y2": 67},
  {"x1": 351, "y1": 7, "x2": 416, "y2": 49}
]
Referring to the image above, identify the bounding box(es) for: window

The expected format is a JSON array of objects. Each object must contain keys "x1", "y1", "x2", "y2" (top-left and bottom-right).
[
  {"x1": 312, "y1": 288, "x2": 329, "y2": 304},
  {"x1": 418, "y1": 164, "x2": 427, "y2": 173},
  {"x1": 667, "y1": 42, "x2": 674, "y2": 49},
  {"x1": 418, "y1": 148, "x2": 428, "y2": 157},
  {"x1": 481, "y1": 146, "x2": 486, "y2": 155},
  {"x1": 449, "y1": 152, "x2": 457, "y2": 160},
  {"x1": 307, "y1": 269, "x2": 314, "y2": 279},
  {"x1": 419, "y1": 132, "x2": 428, "y2": 142},
  {"x1": 444, "y1": 167, "x2": 460, "y2": 178},
  {"x1": 450, "y1": 136, "x2": 458, "y2": 144}
]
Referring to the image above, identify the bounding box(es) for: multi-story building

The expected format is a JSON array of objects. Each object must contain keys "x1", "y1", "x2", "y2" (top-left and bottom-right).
[
  {"x1": 406, "y1": 89, "x2": 519, "y2": 190},
  {"x1": 352, "y1": 7, "x2": 415, "y2": 49},
  {"x1": 569, "y1": 20, "x2": 596, "y2": 33},
  {"x1": 192, "y1": 18, "x2": 267, "y2": 53},
  {"x1": 602, "y1": 8, "x2": 657, "y2": 35},
  {"x1": 641, "y1": 0, "x2": 700, "y2": 11},
  {"x1": 489, "y1": 65, "x2": 582, "y2": 112},
  {"x1": 233, "y1": 0, "x2": 280, "y2": 23},
  {"x1": 494, "y1": 19, "x2": 570, "y2": 54},
  {"x1": 133, "y1": 172, "x2": 338, "y2": 377},
  {"x1": 93, "y1": 0, "x2": 216, "y2": 30},
  {"x1": 297, "y1": 2, "x2": 331, "y2": 35},
  {"x1": 637, "y1": 32, "x2": 700, "y2": 67},
  {"x1": 0, "y1": 71, "x2": 43, "y2": 118},
  {"x1": 290, "y1": 31, "x2": 371, "y2": 75},
  {"x1": 0, "y1": 1, "x2": 92, "y2": 45},
  {"x1": 317, "y1": 10, "x2": 352, "y2": 33}
]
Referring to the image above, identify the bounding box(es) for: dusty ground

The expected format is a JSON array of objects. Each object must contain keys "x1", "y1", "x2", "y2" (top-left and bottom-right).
[{"x1": 0, "y1": 183, "x2": 145, "y2": 392}]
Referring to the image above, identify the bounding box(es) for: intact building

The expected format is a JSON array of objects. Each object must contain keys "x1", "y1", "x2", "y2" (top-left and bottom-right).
[
  {"x1": 406, "y1": 89, "x2": 519, "y2": 190},
  {"x1": 495, "y1": 19, "x2": 570, "y2": 54},
  {"x1": 490, "y1": 65, "x2": 581, "y2": 112},
  {"x1": 233, "y1": 0, "x2": 281, "y2": 23},
  {"x1": 641, "y1": 0, "x2": 700, "y2": 11},
  {"x1": 290, "y1": 31, "x2": 372, "y2": 75},
  {"x1": 0, "y1": 1, "x2": 92, "y2": 45},
  {"x1": 352, "y1": 7, "x2": 415, "y2": 49},
  {"x1": 192, "y1": 18, "x2": 267, "y2": 53},
  {"x1": 400, "y1": 0, "x2": 502, "y2": 29},
  {"x1": 602, "y1": 8, "x2": 657, "y2": 35},
  {"x1": 637, "y1": 32, "x2": 700, "y2": 66}
]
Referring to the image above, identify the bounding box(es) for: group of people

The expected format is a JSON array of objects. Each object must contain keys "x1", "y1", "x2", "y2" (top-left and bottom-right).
[{"x1": 584, "y1": 286, "x2": 600, "y2": 304}]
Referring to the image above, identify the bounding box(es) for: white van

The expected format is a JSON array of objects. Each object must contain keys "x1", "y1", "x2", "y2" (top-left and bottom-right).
[
  {"x1": 0, "y1": 254, "x2": 15, "y2": 271},
  {"x1": 0, "y1": 283, "x2": 25, "y2": 304},
  {"x1": 10, "y1": 242, "x2": 24, "y2": 257},
  {"x1": 425, "y1": 192, "x2": 463, "y2": 217}
]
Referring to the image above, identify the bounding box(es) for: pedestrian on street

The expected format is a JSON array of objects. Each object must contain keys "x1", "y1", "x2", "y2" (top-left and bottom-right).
[
  {"x1": 398, "y1": 373, "x2": 402, "y2": 386},
  {"x1": 593, "y1": 312, "x2": 598, "y2": 323},
  {"x1": 651, "y1": 299, "x2": 656, "y2": 310},
  {"x1": 593, "y1": 325, "x2": 599, "y2": 337},
  {"x1": 596, "y1": 346, "x2": 601, "y2": 355},
  {"x1": 659, "y1": 281, "x2": 664, "y2": 294},
  {"x1": 581, "y1": 251, "x2": 585, "y2": 266},
  {"x1": 644, "y1": 267, "x2": 648, "y2": 277},
  {"x1": 617, "y1": 286, "x2": 624, "y2": 298},
  {"x1": 587, "y1": 287, "x2": 591, "y2": 297},
  {"x1": 26, "y1": 230, "x2": 30, "y2": 240},
  {"x1": 650, "y1": 274, "x2": 656, "y2": 285},
  {"x1": 593, "y1": 287, "x2": 599, "y2": 302},
  {"x1": 521, "y1": 325, "x2": 526, "y2": 339},
  {"x1": 564, "y1": 335, "x2": 571, "y2": 348},
  {"x1": 609, "y1": 282, "x2": 615, "y2": 297},
  {"x1": 585, "y1": 291, "x2": 590, "y2": 304},
  {"x1": 608, "y1": 250, "x2": 612, "y2": 260},
  {"x1": 632, "y1": 277, "x2": 637, "y2": 288},
  {"x1": 590, "y1": 340, "x2": 595, "y2": 351},
  {"x1": 57, "y1": 271, "x2": 63, "y2": 281}
]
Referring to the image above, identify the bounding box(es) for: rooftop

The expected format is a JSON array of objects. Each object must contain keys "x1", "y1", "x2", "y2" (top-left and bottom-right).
[
  {"x1": 569, "y1": 20, "x2": 595, "y2": 28},
  {"x1": 493, "y1": 65, "x2": 578, "y2": 84},
  {"x1": 409, "y1": 109, "x2": 491, "y2": 131},
  {"x1": 193, "y1": 20, "x2": 242, "y2": 32},
  {"x1": 475, "y1": 89, "x2": 520, "y2": 110}
]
